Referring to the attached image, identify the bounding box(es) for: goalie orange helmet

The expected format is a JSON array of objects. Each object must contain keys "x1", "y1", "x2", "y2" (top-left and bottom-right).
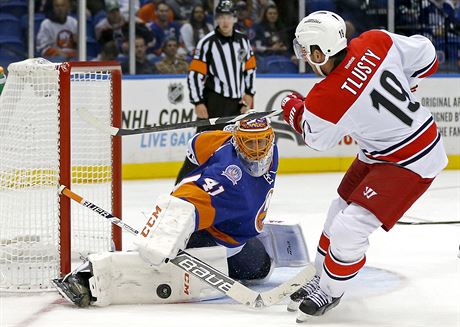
[{"x1": 232, "y1": 118, "x2": 275, "y2": 177}]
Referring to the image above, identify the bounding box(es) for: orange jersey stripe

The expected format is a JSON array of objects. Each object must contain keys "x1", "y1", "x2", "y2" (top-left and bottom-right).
[
  {"x1": 244, "y1": 55, "x2": 256, "y2": 71},
  {"x1": 171, "y1": 183, "x2": 215, "y2": 230},
  {"x1": 207, "y1": 226, "x2": 241, "y2": 246},
  {"x1": 189, "y1": 59, "x2": 207, "y2": 75},
  {"x1": 193, "y1": 131, "x2": 232, "y2": 164}
]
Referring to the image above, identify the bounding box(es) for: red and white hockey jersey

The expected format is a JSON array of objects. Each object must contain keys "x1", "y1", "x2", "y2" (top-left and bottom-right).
[{"x1": 300, "y1": 30, "x2": 447, "y2": 178}]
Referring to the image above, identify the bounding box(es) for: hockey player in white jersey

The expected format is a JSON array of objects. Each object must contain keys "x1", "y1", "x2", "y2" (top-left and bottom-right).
[{"x1": 280, "y1": 10, "x2": 448, "y2": 322}]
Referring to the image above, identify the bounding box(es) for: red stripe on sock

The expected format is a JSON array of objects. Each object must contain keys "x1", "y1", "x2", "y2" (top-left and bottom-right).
[
  {"x1": 324, "y1": 250, "x2": 366, "y2": 278},
  {"x1": 318, "y1": 232, "x2": 330, "y2": 254}
]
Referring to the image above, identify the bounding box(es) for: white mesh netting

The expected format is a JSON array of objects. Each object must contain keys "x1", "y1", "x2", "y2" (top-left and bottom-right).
[{"x1": 0, "y1": 58, "x2": 116, "y2": 291}]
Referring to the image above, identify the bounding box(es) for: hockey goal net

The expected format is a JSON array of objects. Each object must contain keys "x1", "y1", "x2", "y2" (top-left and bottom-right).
[{"x1": 0, "y1": 59, "x2": 122, "y2": 291}]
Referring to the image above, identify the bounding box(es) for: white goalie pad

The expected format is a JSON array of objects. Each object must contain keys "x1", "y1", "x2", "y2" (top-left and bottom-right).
[
  {"x1": 257, "y1": 219, "x2": 310, "y2": 267},
  {"x1": 88, "y1": 246, "x2": 228, "y2": 306},
  {"x1": 134, "y1": 194, "x2": 196, "y2": 267}
]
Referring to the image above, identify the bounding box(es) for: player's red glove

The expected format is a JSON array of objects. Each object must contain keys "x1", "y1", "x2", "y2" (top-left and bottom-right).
[{"x1": 281, "y1": 92, "x2": 305, "y2": 134}]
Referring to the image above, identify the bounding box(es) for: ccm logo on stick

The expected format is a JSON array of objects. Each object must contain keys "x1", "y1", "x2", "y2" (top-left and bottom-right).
[{"x1": 140, "y1": 205, "x2": 162, "y2": 237}]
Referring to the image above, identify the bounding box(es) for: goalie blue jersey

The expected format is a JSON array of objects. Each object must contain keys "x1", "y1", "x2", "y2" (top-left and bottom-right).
[{"x1": 172, "y1": 130, "x2": 278, "y2": 248}]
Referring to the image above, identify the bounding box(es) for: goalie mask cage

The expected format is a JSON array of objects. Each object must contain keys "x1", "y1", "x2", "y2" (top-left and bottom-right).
[{"x1": 0, "y1": 59, "x2": 122, "y2": 291}]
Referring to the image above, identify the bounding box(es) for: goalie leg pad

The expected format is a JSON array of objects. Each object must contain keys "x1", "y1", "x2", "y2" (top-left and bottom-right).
[
  {"x1": 257, "y1": 219, "x2": 310, "y2": 268},
  {"x1": 134, "y1": 194, "x2": 196, "y2": 268},
  {"x1": 88, "y1": 246, "x2": 228, "y2": 306}
]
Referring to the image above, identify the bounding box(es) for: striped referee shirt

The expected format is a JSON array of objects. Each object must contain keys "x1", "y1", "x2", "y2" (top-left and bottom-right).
[{"x1": 187, "y1": 27, "x2": 256, "y2": 104}]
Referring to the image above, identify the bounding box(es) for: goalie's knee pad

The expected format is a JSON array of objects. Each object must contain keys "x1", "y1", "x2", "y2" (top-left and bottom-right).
[
  {"x1": 227, "y1": 237, "x2": 272, "y2": 281},
  {"x1": 257, "y1": 219, "x2": 310, "y2": 268},
  {"x1": 87, "y1": 246, "x2": 228, "y2": 306}
]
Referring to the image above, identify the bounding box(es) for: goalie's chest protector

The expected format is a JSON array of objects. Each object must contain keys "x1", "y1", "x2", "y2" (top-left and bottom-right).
[{"x1": 176, "y1": 140, "x2": 278, "y2": 248}]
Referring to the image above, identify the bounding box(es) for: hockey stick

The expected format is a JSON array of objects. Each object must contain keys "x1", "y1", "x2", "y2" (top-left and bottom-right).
[
  {"x1": 77, "y1": 108, "x2": 283, "y2": 136},
  {"x1": 397, "y1": 220, "x2": 460, "y2": 225},
  {"x1": 59, "y1": 185, "x2": 315, "y2": 308}
]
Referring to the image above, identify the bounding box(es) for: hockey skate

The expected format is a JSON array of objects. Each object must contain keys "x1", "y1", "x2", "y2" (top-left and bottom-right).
[
  {"x1": 296, "y1": 288, "x2": 342, "y2": 323},
  {"x1": 52, "y1": 261, "x2": 94, "y2": 308},
  {"x1": 287, "y1": 275, "x2": 320, "y2": 312}
]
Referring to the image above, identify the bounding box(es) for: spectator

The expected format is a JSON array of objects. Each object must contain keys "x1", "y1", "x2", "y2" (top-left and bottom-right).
[
  {"x1": 94, "y1": 40, "x2": 119, "y2": 61},
  {"x1": 95, "y1": 0, "x2": 126, "y2": 42},
  {"x1": 118, "y1": 0, "x2": 140, "y2": 19},
  {"x1": 149, "y1": 2, "x2": 184, "y2": 56},
  {"x1": 155, "y1": 37, "x2": 189, "y2": 73},
  {"x1": 420, "y1": 0, "x2": 458, "y2": 40},
  {"x1": 36, "y1": 0, "x2": 78, "y2": 60},
  {"x1": 253, "y1": 4, "x2": 289, "y2": 57},
  {"x1": 345, "y1": 20, "x2": 357, "y2": 41},
  {"x1": 250, "y1": 0, "x2": 275, "y2": 24},
  {"x1": 137, "y1": 0, "x2": 174, "y2": 23},
  {"x1": 121, "y1": 35, "x2": 158, "y2": 74},
  {"x1": 165, "y1": 0, "x2": 202, "y2": 23},
  {"x1": 87, "y1": 0, "x2": 105, "y2": 16},
  {"x1": 335, "y1": 0, "x2": 375, "y2": 36},
  {"x1": 235, "y1": 1, "x2": 255, "y2": 38},
  {"x1": 180, "y1": 5, "x2": 213, "y2": 56}
]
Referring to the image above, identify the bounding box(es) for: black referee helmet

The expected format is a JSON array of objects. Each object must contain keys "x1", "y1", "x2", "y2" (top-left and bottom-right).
[{"x1": 216, "y1": 0, "x2": 236, "y2": 15}]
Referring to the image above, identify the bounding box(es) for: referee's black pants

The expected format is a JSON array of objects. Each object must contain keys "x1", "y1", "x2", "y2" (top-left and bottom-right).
[{"x1": 175, "y1": 89, "x2": 242, "y2": 184}]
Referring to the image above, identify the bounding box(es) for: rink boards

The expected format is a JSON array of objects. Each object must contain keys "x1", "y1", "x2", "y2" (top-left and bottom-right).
[{"x1": 119, "y1": 74, "x2": 460, "y2": 179}]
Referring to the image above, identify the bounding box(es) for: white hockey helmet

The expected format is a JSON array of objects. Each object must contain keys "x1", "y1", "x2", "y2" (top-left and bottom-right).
[
  {"x1": 231, "y1": 118, "x2": 275, "y2": 177},
  {"x1": 293, "y1": 11, "x2": 347, "y2": 73}
]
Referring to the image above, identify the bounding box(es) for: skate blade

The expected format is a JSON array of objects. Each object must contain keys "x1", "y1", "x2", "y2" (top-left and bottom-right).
[
  {"x1": 51, "y1": 279, "x2": 76, "y2": 305},
  {"x1": 296, "y1": 313, "x2": 316, "y2": 323},
  {"x1": 287, "y1": 300, "x2": 299, "y2": 312}
]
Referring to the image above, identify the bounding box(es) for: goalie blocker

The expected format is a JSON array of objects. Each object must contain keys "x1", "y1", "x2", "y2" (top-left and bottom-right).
[{"x1": 53, "y1": 201, "x2": 309, "y2": 306}]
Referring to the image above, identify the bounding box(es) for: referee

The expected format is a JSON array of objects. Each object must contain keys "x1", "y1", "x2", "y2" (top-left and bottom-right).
[{"x1": 175, "y1": 0, "x2": 257, "y2": 183}]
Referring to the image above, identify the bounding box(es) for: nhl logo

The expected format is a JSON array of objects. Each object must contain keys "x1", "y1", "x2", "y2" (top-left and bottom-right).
[
  {"x1": 167, "y1": 83, "x2": 184, "y2": 104},
  {"x1": 237, "y1": 49, "x2": 248, "y2": 62}
]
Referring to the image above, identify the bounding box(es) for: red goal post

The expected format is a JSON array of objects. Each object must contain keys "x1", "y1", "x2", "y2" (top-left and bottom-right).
[{"x1": 0, "y1": 59, "x2": 122, "y2": 291}]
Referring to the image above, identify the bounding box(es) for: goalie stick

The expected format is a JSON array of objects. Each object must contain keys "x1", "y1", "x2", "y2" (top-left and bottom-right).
[
  {"x1": 58, "y1": 185, "x2": 315, "y2": 308},
  {"x1": 397, "y1": 220, "x2": 460, "y2": 225},
  {"x1": 77, "y1": 108, "x2": 283, "y2": 136}
]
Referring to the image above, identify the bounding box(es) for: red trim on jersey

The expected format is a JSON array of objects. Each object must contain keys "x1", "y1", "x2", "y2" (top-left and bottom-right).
[
  {"x1": 365, "y1": 121, "x2": 438, "y2": 163},
  {"x1": 324, "y1": 250, "x2": 366, "y2": 279},
  {"x1": 305, "y1": 30, "x2": 393, "y2": 124},
  {"x1": 418, "y1": 57, "x2": 439, "y2": 78},
  {"x1": 317, "y1": 232, "x2": 330, "y2": 255}
]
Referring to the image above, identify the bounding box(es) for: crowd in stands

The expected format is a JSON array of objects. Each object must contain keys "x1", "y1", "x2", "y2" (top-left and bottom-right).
[{"x1": 0, "y1": 0, "x2": 459, "y2": 74}]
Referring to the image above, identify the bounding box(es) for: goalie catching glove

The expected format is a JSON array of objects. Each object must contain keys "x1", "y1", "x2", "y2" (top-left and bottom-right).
[
  {"x1": 281, "y1": 91, "x2": 305, "y2": 134},
  {"x1": 134, "y1": 195, "x2": 196, "y2": 268}
]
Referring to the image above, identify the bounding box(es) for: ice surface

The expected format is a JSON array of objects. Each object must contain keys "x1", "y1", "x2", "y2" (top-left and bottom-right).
[{"x1": 1, "y1": 171, "x2": 459, "y2": 327}]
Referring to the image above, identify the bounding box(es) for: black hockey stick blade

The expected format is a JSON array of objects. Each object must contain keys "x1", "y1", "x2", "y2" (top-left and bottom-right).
[{"x1": 77, "y1": 108, "x2": 283, "y2": 136}]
